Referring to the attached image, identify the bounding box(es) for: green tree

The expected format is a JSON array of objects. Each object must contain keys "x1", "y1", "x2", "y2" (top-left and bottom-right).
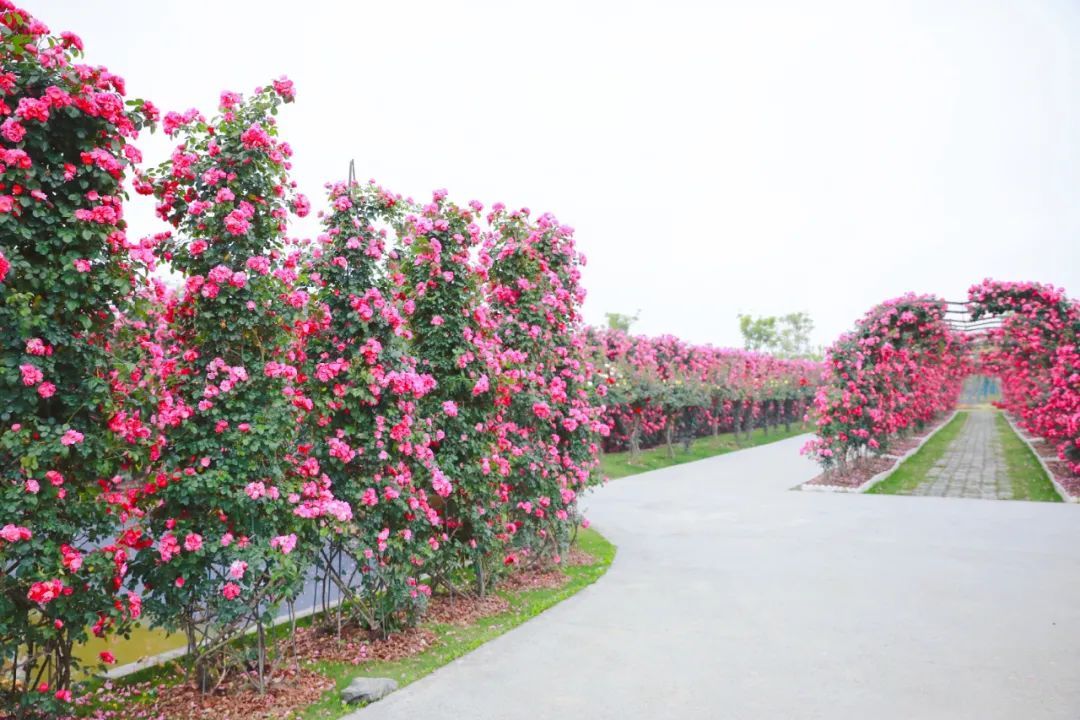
[
  {"x1": 738, "y1": 312, "x2": 818, "y2": 359},
  {"x1": 738, "y1": 314, "x2": 779, "y2": 352},
  {"x1": 605, "y1": 310, "x2": 639, "y2": 332},
  {"x1": 776, "y1": 312, "x2": 816, "y2": 358}
]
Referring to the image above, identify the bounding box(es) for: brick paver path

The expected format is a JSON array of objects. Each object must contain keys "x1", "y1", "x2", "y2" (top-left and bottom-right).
[{"x1": 910, "y1": 410, "x2": 1012, "y2": 500}]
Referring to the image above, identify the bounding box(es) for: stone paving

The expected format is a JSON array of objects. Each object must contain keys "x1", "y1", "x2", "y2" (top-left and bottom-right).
[{"x1": 910, "y1": 410, "x2": 1012, "y2": 500}]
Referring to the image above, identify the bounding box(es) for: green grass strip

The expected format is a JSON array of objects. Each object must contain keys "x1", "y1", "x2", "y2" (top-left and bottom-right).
[
  {"x1": 867, "y1": 412, "x2": 969, "y2": 495},
  {"x1": 300, "y1": 528, "x2": 616, "y2": 718},
  {"x1": 601, "y1": 424, "x2": 811, "y2": 480},
  {"x1": 995, "y1": 414, "x2": 1062, "y2": 502}
]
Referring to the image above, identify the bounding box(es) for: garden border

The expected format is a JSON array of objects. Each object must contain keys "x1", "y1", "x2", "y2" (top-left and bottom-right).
[
  {"x1": 104, "y1": 600, "x2": 336, "y2": 680},
  {"x1": 799, "y1": 410, "x2": 960, "y2": 493},
  {"x1": 1002, "y1": 414, "x2": 1077, "y2": 503}
]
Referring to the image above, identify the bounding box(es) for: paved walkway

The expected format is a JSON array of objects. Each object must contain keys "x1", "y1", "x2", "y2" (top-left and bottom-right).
[
  {"x1": 354, "y1": 435, "x2": 1080, "y2": 720},
  {"x1": 911, "y1": 410, "x2": 1013, "y2": 499}
]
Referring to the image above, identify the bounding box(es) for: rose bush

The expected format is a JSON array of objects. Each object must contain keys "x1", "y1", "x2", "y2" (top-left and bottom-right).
[
  {"x1": 394, "y1": 191, "x2": 515, "y2": 595},
  {"x1": 128, "y1": 81, "x2": 331, "y2": 693},
  {"x1": 0, "y1": 3, "x2": 155, "y2": 715},
  {"x1": 299, "y1": 178, "x2": 442, "y2": 635},
  {"x1": 484, "y1": 207, "x2": 607, "y2": 567}
]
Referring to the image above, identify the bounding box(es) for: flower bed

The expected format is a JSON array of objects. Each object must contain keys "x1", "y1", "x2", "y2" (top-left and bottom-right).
[
  {"x1": 802, "y1": 412, "x2": 955, "y2": 492},
  {"x1": 1002, "y1": 415, "x2": 1077, "y2": 502},
  {"x1": 71, "y1": 529, "x2": 613, "y2": 719}
]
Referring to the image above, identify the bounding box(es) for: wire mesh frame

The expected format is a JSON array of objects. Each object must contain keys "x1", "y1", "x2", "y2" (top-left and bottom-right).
[{"x1": 944, "y1": 300, "x2": 1005, "y2": 335}]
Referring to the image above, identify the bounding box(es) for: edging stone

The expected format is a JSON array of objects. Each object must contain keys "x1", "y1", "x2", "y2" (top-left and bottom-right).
[{"x1": 342, "y1": 676, "x2": 398, "y2": 705}]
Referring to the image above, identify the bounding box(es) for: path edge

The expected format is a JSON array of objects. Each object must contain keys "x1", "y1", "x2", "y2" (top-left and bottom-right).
[
  {"x1": 800, "y1": 410, "x2": 960, "y2": 494},
  {"x1": 1002, "y1": 413, "x2": 1078, "y2": 503}
]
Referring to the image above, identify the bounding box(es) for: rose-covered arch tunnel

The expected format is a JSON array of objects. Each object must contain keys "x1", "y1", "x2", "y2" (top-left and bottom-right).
[{"x1": 804, "y1": 279, "x2": 1080, "y2": 483}]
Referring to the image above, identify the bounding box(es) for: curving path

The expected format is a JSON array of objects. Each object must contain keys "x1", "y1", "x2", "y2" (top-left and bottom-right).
[{"x1": 353, "y1": 435, "x2": 1080, "y2": 719}]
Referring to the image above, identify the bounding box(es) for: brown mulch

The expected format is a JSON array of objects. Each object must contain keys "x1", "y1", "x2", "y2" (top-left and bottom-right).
[
  {"x1": 885, "y1": 434, "x2": 929, "y2": 456},
  {"x1": 149, "y1": 666, "x2": 333, "y2": 720},
  {"x1": 289, "y1": 623, "x2": 436, "y2": 666},
  {"x1": 1046, "y1": 460, "x2": 1080, "y2": 498},
  {"x1": 426, "y1": 593, "x2": 510, "y2": 625},
  {"x1": 804, "y1": 455, "x2": 897, "y2": 489},
  {"x1": 498, "y1": 565, "x2": 569, "y2": 592},
  {"x1": 564, "y1": 547, "x2": 596, "y2": 567},
  {"x1": 1036, "y1": 444, "x2": 1061, "y2": 459}
]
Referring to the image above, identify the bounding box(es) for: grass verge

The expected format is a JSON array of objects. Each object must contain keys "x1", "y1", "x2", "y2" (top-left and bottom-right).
[
  {"x1": 601, "y1": 424, "x2": 811, "y2": 480},
  {"x1": 995, "y1": 414, "x2": 1062, "y2": 502},
  {"x1": 867, "y1": 412, "x2": 969, "y2": 495}
]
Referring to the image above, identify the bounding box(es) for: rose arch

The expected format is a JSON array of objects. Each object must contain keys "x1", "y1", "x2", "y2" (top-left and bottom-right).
[{"x1": 805, "y1": 280, "x2": 1080, "y2": 487}]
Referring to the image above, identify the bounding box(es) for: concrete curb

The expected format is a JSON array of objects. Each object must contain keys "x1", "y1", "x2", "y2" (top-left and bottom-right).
[
  {"x1": 800, "y1": 410, "x2": 960, "y2": 494},
  {"x1": 1002, "y1": 414, "x2": 1079, "y2": 503}
]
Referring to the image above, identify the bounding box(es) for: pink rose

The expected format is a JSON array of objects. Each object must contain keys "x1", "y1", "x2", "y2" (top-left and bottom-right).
[
  {"x1": 0, "y1": 524, "x2": 31, "y2": 543},
  {"x1": 60, "y1": 429, "x2": 84, "y2": 446},
  {"x1": 19, "y1": 364, "x2": 43, "y2": 386},
  {"x1": 270, "y1": 533, "x2": 297, "y2": 555},
  {"x1": 228, "y1": 560, "x2": 247, "y2": 579},
  {"x1": 1, "y1": 118, "x2": 25, "y2": 143}
]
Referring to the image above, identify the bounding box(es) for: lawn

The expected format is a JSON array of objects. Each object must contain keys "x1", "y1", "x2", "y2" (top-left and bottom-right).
[
  {"x1": 600, "y1": 424, "x2": 812, "y2": 480},
  {"x1": 867, "y1": 412, "x2": 969, "y2": 495},
  {"x1": 995, "y1": 414, "x2": 1062, "y2": 502}
]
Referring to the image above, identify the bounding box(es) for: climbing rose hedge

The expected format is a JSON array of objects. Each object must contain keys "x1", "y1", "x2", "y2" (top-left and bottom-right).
[
  {"x1": 803, "y1": 294, "x2": 970, "y2": 469},
  {"x1": 0, "y1": 3, "x2": 156, "y2": 715},
  {"x1": 0, "y1": 5, "x2": 613, "y2": 711},
  {"x1": 589, "y1": 329, "x2": 819, "y2": 457}
]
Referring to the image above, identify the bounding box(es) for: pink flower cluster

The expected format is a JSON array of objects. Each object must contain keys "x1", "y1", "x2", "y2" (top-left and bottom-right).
[{"x1": 969, "y1": 279, "x2": 1080, "y2": 476}]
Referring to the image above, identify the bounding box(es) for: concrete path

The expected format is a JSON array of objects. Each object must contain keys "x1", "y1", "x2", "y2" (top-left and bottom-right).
[
  {"x1": 911, "y1": 410, "x2": 1013, "y2": 500},
  {"x1": 354, "y1": 434, "x2": 1080, "y2": 720}
]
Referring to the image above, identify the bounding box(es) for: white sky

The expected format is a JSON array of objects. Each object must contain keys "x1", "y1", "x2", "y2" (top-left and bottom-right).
[{"x1": 40, "y1": 0, "x2": 1080, "y2": 348}]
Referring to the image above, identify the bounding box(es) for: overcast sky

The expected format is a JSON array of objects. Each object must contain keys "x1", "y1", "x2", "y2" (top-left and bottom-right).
[{"x1": 42, "y1": 0, "x2": 1080, "y2": 348}]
